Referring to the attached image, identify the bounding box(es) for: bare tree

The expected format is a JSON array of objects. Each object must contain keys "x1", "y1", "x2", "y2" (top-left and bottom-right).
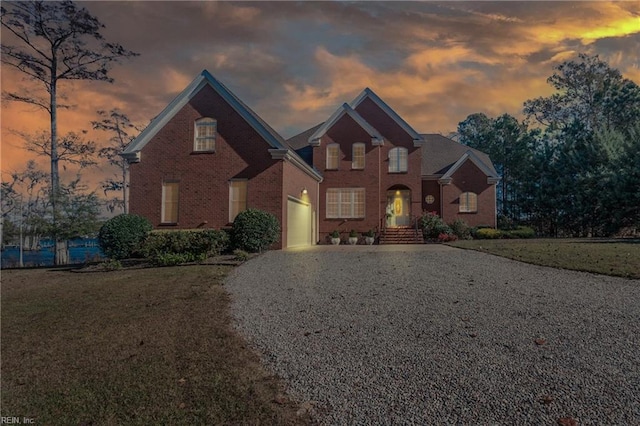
[
  {"x1": 92, "y1": 110, "x2": 140, "y2": 213},
  {"x1": 1, "y1": 0, "x2": 138, "y2": 264}
]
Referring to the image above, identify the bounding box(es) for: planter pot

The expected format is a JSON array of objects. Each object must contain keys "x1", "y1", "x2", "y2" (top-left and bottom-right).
[
  {"x1": 365, "y1": 236, "x2": 375, "y2": 245},
  {"x1": 348, "y1": 237, "x2": 358, "y2": 245},
  {"x1": 331, "y1": 237, "x2": 341, "y2": 245}
]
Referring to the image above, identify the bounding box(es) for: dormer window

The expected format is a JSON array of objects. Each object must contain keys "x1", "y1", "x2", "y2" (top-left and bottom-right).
[
  {"x1": 194, "y1": 117, "x2": 216, "y2": 152},
  {"x1": 389, "y1": 147, "x2": 408, "y2": 173}
]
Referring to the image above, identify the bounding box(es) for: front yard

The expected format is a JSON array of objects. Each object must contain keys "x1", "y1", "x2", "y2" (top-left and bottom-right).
[
  {"x1": 450, "y1": 238, "x2": 640, "y2": 279},
  {"x1": 1, "y1": 265, "x2": 310, "y2": 425}
]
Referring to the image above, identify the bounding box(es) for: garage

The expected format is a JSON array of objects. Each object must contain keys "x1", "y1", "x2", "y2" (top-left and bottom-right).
[{"x1": 287, "y1": 197, "x2": 312, "y2": 248}]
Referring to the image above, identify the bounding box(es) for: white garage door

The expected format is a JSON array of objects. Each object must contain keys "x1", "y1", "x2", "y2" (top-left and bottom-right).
[{"x1": 287, "y1": 197, "x2": 311, "y2": 248}]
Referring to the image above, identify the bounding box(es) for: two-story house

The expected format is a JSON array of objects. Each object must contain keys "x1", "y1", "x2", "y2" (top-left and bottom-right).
[{"x1": 122, "y1": 70, "x2": 499, "y2": 248}]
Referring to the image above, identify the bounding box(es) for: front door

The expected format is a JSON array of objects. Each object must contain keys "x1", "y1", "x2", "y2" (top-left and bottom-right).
[{"x1": 386, "y1": 189, "x2": 411, "y2": 227}]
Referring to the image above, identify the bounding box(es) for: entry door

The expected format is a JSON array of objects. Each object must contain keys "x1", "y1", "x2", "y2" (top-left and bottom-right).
[{"x1": 386, "y1": 190, "x2": 411, "y2": 227}]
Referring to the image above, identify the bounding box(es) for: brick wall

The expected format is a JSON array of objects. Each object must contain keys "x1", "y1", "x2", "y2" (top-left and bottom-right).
[
  {"x1": 129, "y1": 84, "x2": 284, "y2": 233},
  {"x1": 440, "y1": 160, "x2": 497, "y2": 227}
]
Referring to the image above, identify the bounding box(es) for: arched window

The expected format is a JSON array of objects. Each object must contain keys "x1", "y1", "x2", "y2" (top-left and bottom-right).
[
  {"x1": 388, "y1": 147, "x2": 408, "y2": 173},
  {"x1": 459, "y1": 192, "x2": 478, "y2": 213},
  {"x1": 326, "y1": 143, "x2": 339, "y2": 170},
  {"x1": 352, "y1": 143, "x2": 365, "y2": 169},
  {"x1": 194, "y1": 117, "x2": 216, "y2": 151}
]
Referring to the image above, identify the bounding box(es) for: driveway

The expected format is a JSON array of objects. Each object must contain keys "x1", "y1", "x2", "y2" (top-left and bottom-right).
[{"x1": 225, "y1": 245, "x2": 640, "y2": 425}]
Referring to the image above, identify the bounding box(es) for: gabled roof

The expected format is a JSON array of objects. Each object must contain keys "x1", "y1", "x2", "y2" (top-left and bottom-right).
[
  {"x1": 420, "y1": 134, "x2": 499, "y2": 181},
  {"x1": 122, "y1": 70, "x2": 321, "y2": 181},
  {"x1": 350, "y1": 88, "x2": 423, "y2": 144},
  {"x1": 307, "y1": 103, "x2": 384, "y2": 146}
]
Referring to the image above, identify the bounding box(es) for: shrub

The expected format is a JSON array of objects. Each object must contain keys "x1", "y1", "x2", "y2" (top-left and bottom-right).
[
  {"x1": 474, "y1": 228, "x2": 503, "y2": 239},
  {"x1": 505, "y1": 226, "x2": 536, "y2": 239},
  {"x1": 98, "y1": 214, "x2": 152, "y2": 260},
  {"x1": 233, "y1": 249, "x2": 250, "y2": 262},
  {"x1": 419, "y1": 212, "x2": 452, "y2": 240},
  {"x1": 330, "y1": 230, "x2": 340, "y2": 238},
  {"x1": 349, "y1": 229, "x2": 358, "y2": 238},
  {"x1": 438, "y1": 232, "x2": 458, "y2": 243},
  {"x1": 449, "y1": 218, "x2": 471, "y2": 239},
  {"x1": 151, "y1": 252, "x2": 206, "y2": 267},
  {"x1": 141, "y1": 229, "x2": 228, "y2": 261},
  {"x1": 231, "y1": 209, "x2": 280, "y2": 253},
  {"x1": 364, "y1": 229, "x2": 375, "y2": 238},
  {"x1": 98, "y1": 259, "x2": 122, "y2": 271}
]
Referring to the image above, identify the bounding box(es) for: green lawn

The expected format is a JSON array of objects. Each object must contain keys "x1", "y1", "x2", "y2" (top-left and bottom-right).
[
  {"x1": 450, "y1": 238, "x2": 640, "y2": 279},
  {"x1": 1, "y1": 265, "x2": 310, "y2": 425}
]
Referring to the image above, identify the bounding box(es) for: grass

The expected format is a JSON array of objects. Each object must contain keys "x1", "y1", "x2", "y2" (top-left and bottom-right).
[
  {"x1": 1, "y1": 265, "x2": 310, "y2": 425},
  {"x1": 450, "y1": 238, "x2": 640, "y2": 279}
]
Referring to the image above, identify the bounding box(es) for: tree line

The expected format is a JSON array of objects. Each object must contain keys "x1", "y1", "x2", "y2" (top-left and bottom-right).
[{"x1": 457, "y1": 53, "x2": 640, "y2": 237}]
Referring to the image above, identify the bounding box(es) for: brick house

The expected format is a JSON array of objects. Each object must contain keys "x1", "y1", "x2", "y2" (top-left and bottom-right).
[{"x1": 123, "y1": 70, "x2": 499, "y2": 248}]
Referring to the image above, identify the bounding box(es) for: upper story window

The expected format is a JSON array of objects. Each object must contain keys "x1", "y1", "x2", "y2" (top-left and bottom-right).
[
  {"x1": 352, "y1": 143, "x2": 365, "y2": 170},
  {"x1": 459, "y1": 192, "x2": 478, "y2": 213},
  {"x1": 194, "y1": 117, "x2": 217, "y2": 152},
  {"x1": 326, "y1": 143, "x2": 339, "y2": 170},
  {"x1": 389, "y1": 147, "x2": 408, "y2": 173}
]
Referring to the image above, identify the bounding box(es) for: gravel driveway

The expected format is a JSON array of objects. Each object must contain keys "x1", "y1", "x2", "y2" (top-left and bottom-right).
[{"x1": 225, "y1": 245, "x2": 640, "y2": 425}]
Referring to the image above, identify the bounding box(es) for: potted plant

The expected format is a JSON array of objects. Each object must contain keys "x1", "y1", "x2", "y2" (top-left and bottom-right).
[
  {"x1": 364, "y1": 229, "x2": 376, "y2": 245},
  {"x1": 330, "y1": 230, "x2": 341, "y2": 245},
  {"x1": 348, "y1": 229, "x2": 359, "y2": 245}
]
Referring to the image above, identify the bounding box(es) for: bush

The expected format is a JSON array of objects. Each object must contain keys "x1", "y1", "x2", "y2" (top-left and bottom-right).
[
  {"x1": 438, "y1": 232, "x2": 458, "y2": 243},
  {"x1": 474, "y1": 228, "x2": 503, "y2": 239},
  {"x1": 231, "y1": 209, "x2": 280, "y2": 253},
  {"x1": 349, "y1": 229, "x2": 358, "y2": 238},
  {"x1": 98, "y1": 214, "x2": 152, "y2": 260},
  {"x1": 233, "y1": 249, "x2": 250, "y2": 262},
  {"x1": 419, "y1": 212, "x2": 452, "y2": 240},
  {"x1": 449, "y1": 218, "x2": 471, "y2": 239},
  {"x1": 505, "y1": 226, "x2": 536, "y2": 239},
  {"x1": 141, "y1": 229, "x2": 228, "y2": 262}
]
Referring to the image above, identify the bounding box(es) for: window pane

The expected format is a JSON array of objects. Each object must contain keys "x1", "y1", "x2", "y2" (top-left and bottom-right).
[
  {"x1": 460, "y1": 192, "x2": 477, "y2": 213},
  {"x1": 327, "y1": 144, "x2": 339, "y2": 169},
  {"x1": 352, "y1": 143, "x2": 365, "y2": 169},
  {"x1": 326, "y1": 189, "x2": 339, "y2": 218},
  {"x1": 326, "y1": 188, "x2": 365, "y2": 218},
  {"x1": 389, "y1": 147, "x2": 407, "y2": 173},
  {"x1": 162, "y1": 182, "x2": 179, "y2": 223},
  {"x1": 230, "y1": 181, "x2": 247, "y2": 222},
  {"x1": 195, "y1": 118, "x2": 216, "y2": 151}
]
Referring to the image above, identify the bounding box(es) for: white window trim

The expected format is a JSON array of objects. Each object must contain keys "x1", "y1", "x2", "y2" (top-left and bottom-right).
[
  {"x1": 229, "y1": 180, "x2": 248, "y2": 222},
  {"x1": 194, "y1": 117, "x2": 217, "y2": 152},
  {"x1": 326, "y1": 143, "x2": 339, "y2": 170},
  {"x1": 389, "y1": 147, "x2": 408, "y2": 173},
  {"x1": 459, "y1": 192, "x2": 478, "y2": 213},
  {"x1": 352, "y1": 142, "x2": 365, "y2": 170},
  {"x1": 326, "y1": 188, "x2": 365, "y2": 219},
  {"x1": 161, "y1": 182, "x2": 179, "y2": 224}
]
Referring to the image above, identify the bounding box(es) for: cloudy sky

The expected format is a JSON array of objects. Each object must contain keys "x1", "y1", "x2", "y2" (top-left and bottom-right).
[{"x1": 2, "y1": 1, "x2": 639, "y2": 193}]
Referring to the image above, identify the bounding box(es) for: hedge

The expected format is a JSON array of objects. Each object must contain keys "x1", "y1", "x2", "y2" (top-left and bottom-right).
[{"x1": 98, "y1": 214, "x2": 152, "y2": 260}]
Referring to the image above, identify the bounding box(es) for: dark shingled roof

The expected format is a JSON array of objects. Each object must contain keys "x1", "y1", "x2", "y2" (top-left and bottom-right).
[
  {"x1": 285, "y1": 122, "x2": 324, "y2": 150},
  {"x1": 420, "y1": 134, "x2": 498, "y2": 176}
]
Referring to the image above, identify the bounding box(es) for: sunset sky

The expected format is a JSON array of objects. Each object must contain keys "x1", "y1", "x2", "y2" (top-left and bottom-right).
[{"x1": 2, "y1": 1, "x2": 639, "y2": 196}]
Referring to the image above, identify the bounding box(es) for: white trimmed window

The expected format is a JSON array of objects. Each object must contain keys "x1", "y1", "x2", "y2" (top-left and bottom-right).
[
  {"x1": 326, "y1": 143, "x2": 339, "y2": 170},
  {"x1": 326, "y1": 188, "x2": 365, "y2": 218},
  {"x1": 459, "y1": 192, "x2": 478, "y2": 213},
  {"x1": 389, "y1": 147, "x2": 408, "y2": 173},
  {"x1": 161, "y1": 182, "x2": 179, "y2": 223},
  {"x1": 352, "y1": 143, "x2": 365, "y2": 169},
  {"x1": 194, "y1": 117, "x2": 217, "y2": 151},
  {"x1": 229, "y1": 180, "x2": 247, "y2": 222}
]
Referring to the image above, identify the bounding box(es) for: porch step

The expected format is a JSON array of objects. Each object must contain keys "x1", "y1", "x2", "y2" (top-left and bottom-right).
[{"x1": 379, "y1": 227, "x2": 424, "y2": 244}]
